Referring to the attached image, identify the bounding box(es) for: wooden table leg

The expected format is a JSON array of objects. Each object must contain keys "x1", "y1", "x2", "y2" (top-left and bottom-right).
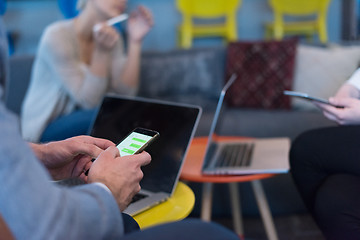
[
  {"x1": 251, "y1": 180, "x2": 279, "y2": 240},
  {"x1": 201, "y1": 182, "x2": 213, "y2": 221},
  {"x1": 229, "y1": 182, "x2": 244, "y2": 236}
]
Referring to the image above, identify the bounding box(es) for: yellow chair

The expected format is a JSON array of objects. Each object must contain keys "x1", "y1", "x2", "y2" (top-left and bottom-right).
[
  {"x1": 133, "y1": 182, "x2": 195, "y2": 229},
  {"x1": 265, "y1": 0, "x2": 331, "y2": 44},
  {"x1": 176, "y1": 0, "x2": 241, "y2": 49}
]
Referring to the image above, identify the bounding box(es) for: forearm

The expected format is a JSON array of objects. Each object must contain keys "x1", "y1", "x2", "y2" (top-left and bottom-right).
[
  {"x1": 62, "y1": 49, "x2": 110, "y2": 108},
  {"x1": 3, "y1": 174, "x2": 124, "y2": 239},
  {"x1": 116, "y1": 40, "x2": 142, "y2": 89},
  {"x1": 40, "y1": 35, "x2": 108, "y2": 108},
  {"x1": 343, "y1": 68, "x2": 360, "y2": 99},
  {"x1": 28, "y1": 142, "x2": 56, "y2": 178},
  {"x1": 90, "y1": 49, "x2": 112, "y2": 79},
  {"x1": 0, "y1": 105, "x2": 124, "y2": 239},
  {"x1": 46, "y1": 185, "x2": 124, "y2": 239},
  {"x1": 335, "y1": 84, "x2": 360, "y2": 99},
  {"x1": 29, "y1": 143, "x2": 46, "y2": 163}
]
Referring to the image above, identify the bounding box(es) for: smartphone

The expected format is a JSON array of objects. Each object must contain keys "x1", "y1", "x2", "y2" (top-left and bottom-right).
[
  {"x1": 116, "y1": 127, "x2": 160, "y2": 156},
  {"x1": 283, "y1": 90, "x2": 344, "y2": 108},
  {"x1": 85, "y1": 128, "x2": 159, "y2": 176}
]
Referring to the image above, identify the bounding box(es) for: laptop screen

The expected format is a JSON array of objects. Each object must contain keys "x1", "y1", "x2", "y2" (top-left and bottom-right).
[
  {"x1": 89, "y1": 95, "x2": 201, "y2": 194},
  {"x1": 204, "y1": 74, "x2": 237, "y2": 157}
]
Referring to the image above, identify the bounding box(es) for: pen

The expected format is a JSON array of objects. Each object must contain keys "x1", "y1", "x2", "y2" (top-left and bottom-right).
[{"x1": 93, "y1": 13, "x2": 128, "y2": 32}]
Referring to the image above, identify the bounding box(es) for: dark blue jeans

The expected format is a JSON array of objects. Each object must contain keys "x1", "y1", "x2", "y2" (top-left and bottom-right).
[
  {"x1": 121, "y1": 219, "x2": 239, "y2": 240},
  {"x1": 122, "y1": 213, "x2": 140, "y2": 234},
  {"x1": 40, "y1": 109, "x2": 97, "y2": 142}
]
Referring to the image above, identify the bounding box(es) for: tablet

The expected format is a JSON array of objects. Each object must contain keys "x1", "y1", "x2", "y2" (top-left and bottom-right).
[{"x1": 283, "y1": 90, "x2": 344, "y2": 108}]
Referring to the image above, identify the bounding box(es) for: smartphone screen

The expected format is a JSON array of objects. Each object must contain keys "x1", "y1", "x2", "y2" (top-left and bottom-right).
[{"x1": 116, "y1": 128, "x2": 159, "y2": 156}]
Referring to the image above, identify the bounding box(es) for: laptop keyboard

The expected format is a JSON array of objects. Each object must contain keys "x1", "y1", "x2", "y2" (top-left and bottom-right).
[
  {"x1": 216, "y1": 143, "x2": 254, "y2": 168},
  {"x1": 131, "y1": 193, "x2": 148, "y2": 204}
]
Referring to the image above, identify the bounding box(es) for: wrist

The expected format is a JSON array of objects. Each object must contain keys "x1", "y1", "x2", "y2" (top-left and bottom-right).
[
  {"x1": 92, "y1": 182, "x2": 112, "y2": 194},
  {"x1": 30, "y1": 143, "x2": 46, "y2": 162},
  {"x1": 88, "y1": 175, "x2": 126, "y2": 211},
  {"x1": 127, "y1": 38, "x2": 142, "y2": 49},
  {"x1": 339, "y1": 84, "x2": 360, "y2": 98},
  {"x1": 93, "y1": 46, "x2": 113, "y2": 58},
  {"x1": 94, "y1": 43, "x2": 113, "y2": 54},
  {"x1": 91, "y1": 50, "x2": 112, "y2": 77}
]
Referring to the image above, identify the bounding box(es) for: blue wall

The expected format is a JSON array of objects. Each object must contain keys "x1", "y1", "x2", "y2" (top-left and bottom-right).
[
  {"x1": 128, "y1": 0, "x2": 342, "y2": 51},
  {"x1": 4, "y1": 0, "x2": 342, "y2": 54}
]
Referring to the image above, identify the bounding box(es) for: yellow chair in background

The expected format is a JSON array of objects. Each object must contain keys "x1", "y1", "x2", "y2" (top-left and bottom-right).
[
  {"x1": 265, "y1": 0, "x2": 331, "y2": 44},
  {"x1": 176, "y1": 0, "x2": 241, "y2": 49}
]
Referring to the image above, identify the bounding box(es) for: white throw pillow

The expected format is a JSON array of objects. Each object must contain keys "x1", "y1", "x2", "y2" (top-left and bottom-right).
[{"x1": 292, "y1": 44, "x2": 360, "y2": 110}]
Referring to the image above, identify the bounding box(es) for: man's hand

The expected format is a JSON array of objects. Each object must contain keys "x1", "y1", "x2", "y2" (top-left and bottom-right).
[
  {"x1": 314, "y1": 97, "x2": 360, "y2": 125},
  {"x1": 30, "y1": 136, "x2": 114, "y2": 181},
  {"x1": 88, "y1": 148, "x2": 151, "y2": 211}
]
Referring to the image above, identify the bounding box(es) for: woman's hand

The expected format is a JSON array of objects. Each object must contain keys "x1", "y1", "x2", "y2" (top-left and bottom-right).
[
  {"x1": 127, "y1": 5, "x2": 154, "y2": 43},
  {"x1": 314, "y1": 97, "x2": 360, "y2": 125},
  {"x1": 93, "y1": 24, "x2": 120, "y2": 51}
]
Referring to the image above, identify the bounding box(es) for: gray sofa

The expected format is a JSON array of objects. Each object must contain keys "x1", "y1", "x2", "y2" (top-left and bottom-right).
[
  {"x1": 6, "y1": 47, "x2": 337, "y2": 218},
  {"x1": 137, "y1": 47, "x2": 337, "y2": 217}
]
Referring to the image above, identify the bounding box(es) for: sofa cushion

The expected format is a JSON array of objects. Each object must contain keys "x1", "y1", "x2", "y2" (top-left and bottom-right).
[
  {"x1": 138, "y1": 47, "x2": 225, "y2": 109},
  {"x1": 292, "y1": 44, "x2": 360, "y2": 110},
  {"x1": 224, "y1": 38, "x2": 298, "y2": 109},
  {"x1": 6, "y1": 55, "x2": 34, "y2": 115}
]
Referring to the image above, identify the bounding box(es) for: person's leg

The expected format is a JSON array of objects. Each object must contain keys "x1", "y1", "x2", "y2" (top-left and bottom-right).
[
  {"x1": 120, "y1": 219, "x2": 239, "y2": 240},
  {"x1": 121, "y1": 213, "x2": 140, "y2": 234},
  {"x1": 290, "y1": 125, "x2": 360, "y2": 212},
  {"x1": 314, "y1": 174, "x2": 360, "y2": 240},
  {"x1": 40, "y1": 109, "x2": 97, "y2": 142}
]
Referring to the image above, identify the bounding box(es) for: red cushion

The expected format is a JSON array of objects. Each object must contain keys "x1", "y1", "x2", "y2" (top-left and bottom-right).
[{"x1": 224, "y1": 38, "x2": 298, "y2": 109}]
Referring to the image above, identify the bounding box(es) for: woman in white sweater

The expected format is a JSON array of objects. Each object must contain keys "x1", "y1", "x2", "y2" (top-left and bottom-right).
[{"x1": 21, "y1": 0, "x2": 153, "y2": 142}]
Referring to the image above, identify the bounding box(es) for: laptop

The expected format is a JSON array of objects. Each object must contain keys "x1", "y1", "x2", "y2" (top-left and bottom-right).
[
  {"x1": 201, "y1": 74, "x2": 290, "y2": 175},
  {"x1": 88, "y1": 95, "x2": 202, "y2": 216}
]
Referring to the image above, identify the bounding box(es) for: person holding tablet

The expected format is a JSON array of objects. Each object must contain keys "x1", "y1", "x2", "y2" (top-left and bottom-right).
[
  {"x1": 312, "y1": 69, "x2": 360, "y2": 125},
  {"x1": 290, "y1": 68, "x2": 360, "y2": 239},
  {"x1": 21, "y1": 0, "x2": 153, "y2": 143}
]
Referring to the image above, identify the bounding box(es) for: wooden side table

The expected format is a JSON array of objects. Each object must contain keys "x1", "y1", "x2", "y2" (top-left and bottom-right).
[{"x1": 180, "y1": 136, "x2": 280, "y2": 240}]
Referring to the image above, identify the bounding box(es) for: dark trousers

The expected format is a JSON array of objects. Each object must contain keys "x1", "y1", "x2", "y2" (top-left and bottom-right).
[
  {"x1": 121, "y1": 219, "x2": 239, "y2": 240},
  {"x1": 122, "y1": 213, "x2": 140, "y2": 234},
  {"x1": 290, "y1": 125, "x2": 360, "y2": 240}
]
